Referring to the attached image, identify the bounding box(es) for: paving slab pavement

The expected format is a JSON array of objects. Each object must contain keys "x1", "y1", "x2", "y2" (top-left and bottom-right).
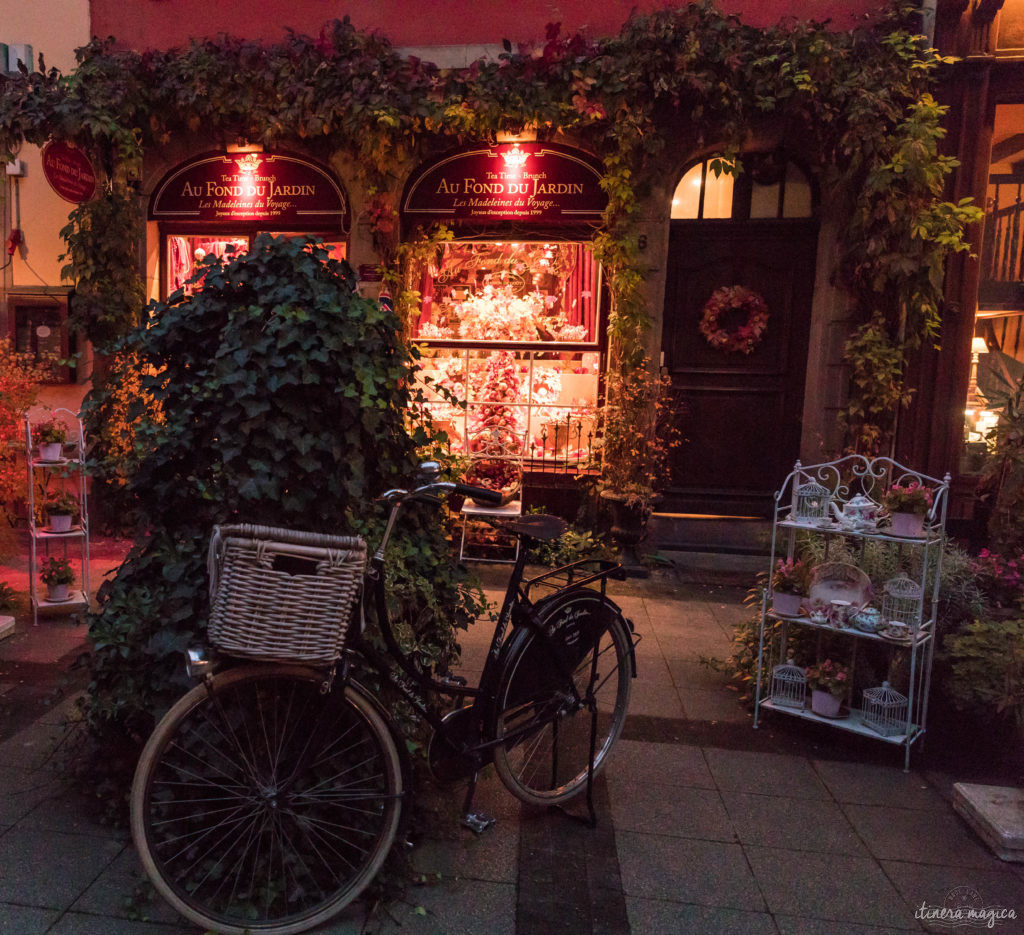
[{"x1": 1, "y1": 562, "x2": 1023, "y2": 934}]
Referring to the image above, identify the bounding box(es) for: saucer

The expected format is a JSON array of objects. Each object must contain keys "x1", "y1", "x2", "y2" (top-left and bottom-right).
[{"x1": 880, "y1": 625, "x2": 913, "y2": 644}]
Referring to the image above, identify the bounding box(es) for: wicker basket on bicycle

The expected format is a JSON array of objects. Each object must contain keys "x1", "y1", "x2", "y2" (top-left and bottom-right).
[{"x1": 206, "y1": 524, "x2": 366, "y2": 666}]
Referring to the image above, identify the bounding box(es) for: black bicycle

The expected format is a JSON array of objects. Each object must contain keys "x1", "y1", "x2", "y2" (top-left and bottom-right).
[{"x1": 130, "y1": 462, "x2": 638, "y2": 935}]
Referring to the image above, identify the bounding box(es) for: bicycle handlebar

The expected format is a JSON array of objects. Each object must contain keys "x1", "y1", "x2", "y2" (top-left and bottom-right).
[
  {"x1": 377, "y1": 480, "x2": 502, "y2": 506},
  {"x1": 373, "y1": 477, "x2": 502, "y2": 560}
]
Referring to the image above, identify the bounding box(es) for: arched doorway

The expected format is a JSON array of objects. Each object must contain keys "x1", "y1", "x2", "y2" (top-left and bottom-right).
[{"x1": 661, "y1": 153, "x2": 820, "y2": 517}]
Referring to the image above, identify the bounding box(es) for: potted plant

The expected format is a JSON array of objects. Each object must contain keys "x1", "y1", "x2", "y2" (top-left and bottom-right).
[
  {"x1": 804, "y1": 659, "x2": 850, "y2": 717},
  {"x1": 771, "y1": 558, "x2": 811, "y2": 617},
  {"x1": 44, "y1": 491, "x2": 80, "y2": 533},
  {"x1": 882, "y1": 482, "x2": 933, "y2": 538},
  {"x1": 40, "y1": 556, "x2": 75, "y2": 602},
  {"x1": 597, "y1": 358, "x2": 681, "y2": 576},
  {"x1": 33, "y1": 419, "x2": 67, "y2": 462}
]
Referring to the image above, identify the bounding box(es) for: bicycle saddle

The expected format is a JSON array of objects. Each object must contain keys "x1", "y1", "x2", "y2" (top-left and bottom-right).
[{"x1": 500, "y1": 513, "x2": 568, "y2": 542}]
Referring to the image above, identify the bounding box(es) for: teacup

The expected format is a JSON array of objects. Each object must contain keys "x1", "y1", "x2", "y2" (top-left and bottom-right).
[
  {"x1": 829, "y1": 599, "x2": 853, "y2": 627},
  {"x1": 883, "y1": 621, "x2": 910, "y2": 642}
]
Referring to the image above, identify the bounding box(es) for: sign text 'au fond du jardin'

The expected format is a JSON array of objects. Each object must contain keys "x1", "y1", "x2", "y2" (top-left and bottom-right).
[
  {"x1": 149, "y1": 152, "x2": 348, "y2": 227},
  {"x1": 402, "y1": 143, "x2": 607, "y2": 224}
]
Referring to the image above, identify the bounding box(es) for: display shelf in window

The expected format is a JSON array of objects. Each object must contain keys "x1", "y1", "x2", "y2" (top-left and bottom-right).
[
  {"x1": 25, "y1": 410, "x2": 90, "y2": 625},
  {"x1": 414, "y1": 348, "x2": 599, "y2": 469},
  {"x1": 753, "y1": 455, "x2": 949, "y2": 770},
  {"x1": 410, "y1": 241, "x2": 602, "y2": 347}
]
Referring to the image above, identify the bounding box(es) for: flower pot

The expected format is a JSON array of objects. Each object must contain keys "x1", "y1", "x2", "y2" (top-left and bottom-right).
[
  {"x1": 38, "y1": 442, "x2": 63, "y2": 462},
  {"x1": 48, "y1": 514, "x2": 73, "y2": 533},
  {"x1": 47, "y1": 583, "x2": 70, "y2": 602},
  {"x1": 889, "y1": 511, "x2": 924, "y2": 538},
  {"x1": 772, "y1": 591, "x2": 803, "y2": 617},
  {"x1": 810, "y1": 689, "x2": 842, "y2": 718},
  {"x1": 599, "y1": 489, "x2": 659, "y2": 579}
]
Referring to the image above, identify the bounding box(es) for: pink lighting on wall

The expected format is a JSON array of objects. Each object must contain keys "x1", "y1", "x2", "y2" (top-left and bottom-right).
[{"x1": 92, "y1": 1, "x2": 884, "y2": 53}]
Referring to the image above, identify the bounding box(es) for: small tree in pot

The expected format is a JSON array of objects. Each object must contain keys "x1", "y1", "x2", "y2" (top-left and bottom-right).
[{"x1": 597, "y1": 357, "x2": 680, "y2": 576}]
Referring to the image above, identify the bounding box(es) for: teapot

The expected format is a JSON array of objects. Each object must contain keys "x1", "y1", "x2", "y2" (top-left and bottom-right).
[{"x1": 830, "y1": 494, "x2": 879, "y2": 530}]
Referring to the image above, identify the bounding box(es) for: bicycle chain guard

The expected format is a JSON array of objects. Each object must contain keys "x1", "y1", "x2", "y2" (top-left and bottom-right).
[{"x1": 426, "y1": 705, "x2": 481, "y2": 785}]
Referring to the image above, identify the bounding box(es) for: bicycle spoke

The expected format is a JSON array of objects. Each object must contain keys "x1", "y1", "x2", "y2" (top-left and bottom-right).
[
  {"x1": 494, "y1": 614, "x2": 632, "y2": 805},
  {"x1": 133, "y1": 671, "x2": 403, "y2": 932}
]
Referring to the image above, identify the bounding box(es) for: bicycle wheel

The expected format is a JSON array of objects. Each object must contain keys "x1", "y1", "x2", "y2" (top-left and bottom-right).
[
  {"x1": 131, "y1": 665, "x2": 404, "y2": 935},
  {"x1": 492, "y1": 591, "x2": 632, "y2": 806}
]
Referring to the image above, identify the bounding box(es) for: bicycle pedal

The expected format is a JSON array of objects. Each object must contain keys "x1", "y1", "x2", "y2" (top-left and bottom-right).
[
  {"x1": 440, "y1": 673, "x2": 468, "y2": 688},
  {"x1": 461, "y1": 811, "x2": 496, "y2": 834}
]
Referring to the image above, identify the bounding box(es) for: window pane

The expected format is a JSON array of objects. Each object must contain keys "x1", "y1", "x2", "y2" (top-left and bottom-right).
[
  {"x1": 411, "y1": 241, "x2": 599, "y2": 344},
  {"x1": 166, "y1": 235, "x2": 249, "y2": 295},
  {"x1": 782, "y1": 164, "x2": 813, "y2": 218},
  {"x1": 411, "y1": 349, "x2": 599, "y2": 466},
  {"x1": 750, "y1": 181, "x2": 781, "y2": 218},
  {"x1": 671, "y1": 163, "x2": 704, "y2": 219},
  {"x1": 702, "y1": 166, "x2": 734, "y2": 219}
]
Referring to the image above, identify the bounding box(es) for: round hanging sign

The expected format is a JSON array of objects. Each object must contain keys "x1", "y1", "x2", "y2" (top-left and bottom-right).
[
  {"x1": 698, "y1": 285, "x2": 770, "y2": 355},
  {"x1": 41, "y1": 140, "x2": 97, "y2": 204}
]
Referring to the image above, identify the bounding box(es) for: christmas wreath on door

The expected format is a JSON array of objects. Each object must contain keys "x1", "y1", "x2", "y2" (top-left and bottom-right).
[{"x1": 698, "y1": 285, "x2": 770, "y2": 355}]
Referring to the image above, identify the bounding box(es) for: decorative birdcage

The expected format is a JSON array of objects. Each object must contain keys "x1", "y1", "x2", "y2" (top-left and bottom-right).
[
  {"x1": 861, "y1": 681, "x2": 909, "y2": 737},
  {"x1": 794, "y1": 482, "x2": 830, "y2": 523},
  {"x1": 882, "y1": 573, "x2": 923, "y2": 628},
  {"x1": 771, "y1": 658, "x2": 806, "y2": 709}
]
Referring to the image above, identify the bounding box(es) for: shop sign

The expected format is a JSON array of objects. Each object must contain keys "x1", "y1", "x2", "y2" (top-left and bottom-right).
[
  {"x1": 402, "y1": 142, "x2": 606, "y2": 225},
  {"x1": 358, "y1": 264, "x2": 384, "y2": 282},
  {"x1": 149, "y1": 152, "x2": 348, "y2": 227},
  {"x1": 41, "y1": 140, "x2": 97, "y2": 204}
]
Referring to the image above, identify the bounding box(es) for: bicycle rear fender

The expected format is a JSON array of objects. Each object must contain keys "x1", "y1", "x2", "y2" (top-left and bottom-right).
[{"x1": 495, "y1": 588, "x2": 636, "y2": 713}]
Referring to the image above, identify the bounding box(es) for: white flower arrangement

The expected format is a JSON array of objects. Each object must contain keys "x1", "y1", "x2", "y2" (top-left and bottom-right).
[{"x1": 457, "y1": 286, "x2": 545, "y2": 342}]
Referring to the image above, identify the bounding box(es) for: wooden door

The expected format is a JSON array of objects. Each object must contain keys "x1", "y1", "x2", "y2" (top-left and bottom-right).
[{"x1": 661, "y1": 218, "x2": 819, "y2": 516}]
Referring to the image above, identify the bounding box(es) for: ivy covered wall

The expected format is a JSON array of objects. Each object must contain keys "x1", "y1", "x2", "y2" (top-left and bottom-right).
[{"x1": 0, "y1": 0, "x2": 982, "y2": 462}]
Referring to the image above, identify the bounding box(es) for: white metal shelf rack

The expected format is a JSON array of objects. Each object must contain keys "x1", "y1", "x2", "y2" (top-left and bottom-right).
[
  {"x1": 753, "y1": 455, "x2": 949, "y2": 770},
  {"x1": 24, "y1": 409, "x2": 90, "y2": 625}
]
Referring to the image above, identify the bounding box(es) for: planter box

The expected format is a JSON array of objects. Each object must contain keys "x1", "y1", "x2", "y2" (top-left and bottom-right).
[{"x1": 953, "y1": 783, "x2": 1024, "y2": 862}]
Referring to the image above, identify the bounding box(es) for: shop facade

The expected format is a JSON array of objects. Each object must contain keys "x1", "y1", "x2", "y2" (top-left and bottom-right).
[
  {"x1": 9, "y1": 0, "x2": 1015, "y2": 544},
  {"x1": 400, "y1": 141, "x2": 608, "y2": 516},
  {"x1": 146, "y1": 150, "x2": 350, "y2": 301}
]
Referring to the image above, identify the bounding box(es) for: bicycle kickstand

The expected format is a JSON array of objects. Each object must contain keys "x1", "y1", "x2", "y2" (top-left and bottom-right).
[{"x1": 460, "y1": 771, "x2": 496, "y2": 834}]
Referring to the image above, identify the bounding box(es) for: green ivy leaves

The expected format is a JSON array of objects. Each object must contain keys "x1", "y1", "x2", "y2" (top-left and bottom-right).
[{"x1": 79, "y1": 236, "x2": 483, "y2": 818}]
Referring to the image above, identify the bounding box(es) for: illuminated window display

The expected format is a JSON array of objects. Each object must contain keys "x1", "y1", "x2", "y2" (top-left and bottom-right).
[
  {"x1": 400, "y1": 141, "x2": 608, "y2": 512},
  {"x1": 165, "y1": 234, "x2": 346, "y2": 296},
  {"x1": 411, "y1": 240, "x2": 602, "y2": 479},
  {"x1": 166, "y1": 235, "x2": 250, "y2": 294},
  {"x1": 150, "y1": 151, "x2": 350, "y2": 299}
]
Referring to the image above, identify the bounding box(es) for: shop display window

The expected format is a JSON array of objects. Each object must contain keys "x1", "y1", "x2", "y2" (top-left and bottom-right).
[
  {"x1": 410, "y1": 241, "x2": 602, "y2": 474},
  {"x1": 417, "y1": 348, "x2": 599, "y2": 459},
  {"x1": 164, "y1": 233, "x2": 346, "y2": 297},
  {"x1": 410, "y1": 241, "x2": 600, "y2": 345},
  {"x1": 166, "y1": 235, "x2": 250, "y2": 295},
  {"x1": 11, "y1": 297, "x2": 71, "y2": 382}
]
